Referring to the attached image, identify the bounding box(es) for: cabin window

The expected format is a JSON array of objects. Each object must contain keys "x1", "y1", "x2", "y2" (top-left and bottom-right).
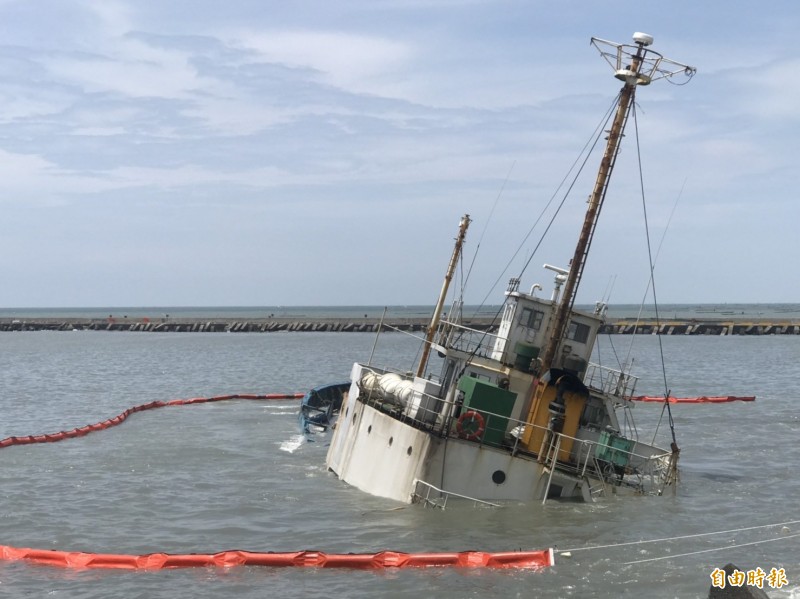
[
  {"x1": 520, "y1": 308, "x2": 544, "y2": 330},
  {"x1": 468, "y1": 372, "x2": 491, "y2": 382},
  {"x1": 566, "y1": 321, "x2": 591, "y2": 344},
  {"x1": 580, "y1": 400, "x2": 606, "y2": 428}
]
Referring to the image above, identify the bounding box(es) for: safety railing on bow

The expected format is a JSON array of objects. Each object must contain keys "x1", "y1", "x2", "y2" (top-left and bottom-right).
[{"x1": 411, "y1": 479, "x2": 501, "y2": 509}]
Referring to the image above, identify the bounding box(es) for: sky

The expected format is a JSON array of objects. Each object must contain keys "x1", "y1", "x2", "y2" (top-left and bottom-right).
[{"x1": 0, "y1": 0, "x2": 797, "y2": 308}]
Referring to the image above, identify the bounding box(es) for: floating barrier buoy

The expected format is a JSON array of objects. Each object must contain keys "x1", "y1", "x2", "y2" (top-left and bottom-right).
[
  {"x1": 0, "y1": 545, "x2": 554, "y2": 570},
  {"x1": 0, "y1": 393, "x2": 303, "y2": 450},
  {"x1": 630, "y1": 395, "x2": 755, "y2": 404},
  {"x1": 0, "y1": 392, "x2": 555, "y2": 573}
]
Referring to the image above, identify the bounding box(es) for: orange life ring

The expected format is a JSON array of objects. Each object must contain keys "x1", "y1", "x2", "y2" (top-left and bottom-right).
[{"x1": 456, "y1": 410, "x2": 485, "y2": 441}]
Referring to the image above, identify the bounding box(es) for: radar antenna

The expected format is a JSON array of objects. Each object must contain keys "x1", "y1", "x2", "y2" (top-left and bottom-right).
[
  {"x1": 537, "y1": 33, "x2": 695, "y2": 378},
  {"x1": 590, "y1": 33, "x2": 696, "y2": 86}
]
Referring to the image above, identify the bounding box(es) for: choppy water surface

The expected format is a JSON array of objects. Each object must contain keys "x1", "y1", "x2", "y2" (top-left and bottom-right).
[{"x1": 0, "y1": 331, "x2": 798, "y2": 598}]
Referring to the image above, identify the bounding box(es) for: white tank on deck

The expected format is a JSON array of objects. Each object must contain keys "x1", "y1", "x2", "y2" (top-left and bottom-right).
[{"x1": 360, "y1": 371, "x2": 414, "y2": 407}]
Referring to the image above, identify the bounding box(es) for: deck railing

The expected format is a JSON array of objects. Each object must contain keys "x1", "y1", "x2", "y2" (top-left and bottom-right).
[
  {"x1": 583, "y1": 362, "x2": 638, "y2": 398},
  {"x1": 356, "y1": 368, "x2": 673, "y2": 497},
  {"x1": 411, "y1": 479, "x2": 501, "y2": 509},
  {"x1": 434, "y1": 320, "x2": 502, "y2": 358}
]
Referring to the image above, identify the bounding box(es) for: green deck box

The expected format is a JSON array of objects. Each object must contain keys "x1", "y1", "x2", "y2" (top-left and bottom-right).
[
  {"x1": 595, "y1": 431, "x2": 635, "y2": 468},
  {"x1": 457, "y1": 377, "x2": 517, "y2": 446}
]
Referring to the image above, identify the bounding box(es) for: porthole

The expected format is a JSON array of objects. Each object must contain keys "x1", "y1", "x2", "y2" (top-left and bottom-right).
[
  {"x1": 353, "y1": 413, "x2": 357, "y2": 424},
  {"x1": 407, "y1": 446, "x2": 413, "y2": 456},
  {"x1": 492, "y1": 470, "x2": 507, "y2": 485},
  {"x1": 388, "y1": 436, "x2": 394, "y2": 447},
  {"x1": 367, "y1": 425, "x2": 372, "y2": 434}
]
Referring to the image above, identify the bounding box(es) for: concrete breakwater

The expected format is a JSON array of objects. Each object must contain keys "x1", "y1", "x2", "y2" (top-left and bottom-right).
[
  {"x1": 0, "y1": 316, "x2": 470, "y2": 333},
  {"x1": 601, "y1": 319, "x2": 800, "y2": 335},
  {"x1": 1, "y1": 317, "x2": 800, "y2": 335}
]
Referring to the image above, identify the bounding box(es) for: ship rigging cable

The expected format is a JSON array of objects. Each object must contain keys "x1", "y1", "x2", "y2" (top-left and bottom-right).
[
  {"x1": 630, "y1": 102, "x2": 678, "y2": 449},
  {"x1": 455, "y1": 94, "x2": 622, "y2": 375},
  {"x1": 476, "y1": 94, "x2": 620, "y2": 312},
  {"x1": 462, "y1": 160, "x2": 515, "y2": 303},
  {"x1": 622, "y1": 177, "x2": 686, "y2": 367}
]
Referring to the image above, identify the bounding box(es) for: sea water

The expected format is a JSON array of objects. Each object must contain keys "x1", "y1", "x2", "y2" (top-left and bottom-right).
[{"x1": 0, "y1": 328, "x2": 798, "y2": 598}]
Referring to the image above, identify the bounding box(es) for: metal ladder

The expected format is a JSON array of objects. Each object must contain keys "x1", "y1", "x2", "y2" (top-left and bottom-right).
[{"x1": 541, "y1": 434, "x2": 608, "y2": 504}]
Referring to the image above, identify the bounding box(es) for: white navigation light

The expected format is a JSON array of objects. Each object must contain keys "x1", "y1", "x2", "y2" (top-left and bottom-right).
[{"x1": 632, "y1": 32, "x2": 654, "y2": 46}]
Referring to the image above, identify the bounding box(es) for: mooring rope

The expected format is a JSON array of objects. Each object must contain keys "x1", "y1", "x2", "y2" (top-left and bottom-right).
[
  {"x1": 622, "y1": 531, "x2": 800, "y2": 566},
  {"x1": 557, "y1": 519, "x2": 800, "y2": 553},
  {"x1": 556, "y1": 519, "x2": 800, "y2": 559}
]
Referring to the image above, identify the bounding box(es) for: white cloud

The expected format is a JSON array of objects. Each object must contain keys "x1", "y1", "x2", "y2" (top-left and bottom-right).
[
  {"x1": 181, "y1": 96, "x2": 296, "y2": 136},
  {"x1": 44, "y1": 44, "x2": 214, "y2": 100},
  {"x1": 82, "y1": 0, "x2": 134, "y2": 38},
  {"x1": 733, "y1": 57, "x2": 800, "y2": 120},
  {"x1": 0, "y1": 0, "x2": 798, "y2": 305},
  {"x1": 230, "y1": 29, "x2": 414, "y2": 96},
  {"x1": 0, "y1": 148, "x2": 128, "y2": 200},
  {"x1": 0, "y1": 85, "x2": 74, "y2": 121}
]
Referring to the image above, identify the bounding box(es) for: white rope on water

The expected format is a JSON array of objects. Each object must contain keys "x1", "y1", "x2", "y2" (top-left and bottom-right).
[
  {"x1": 556, "y1": 519, "x2": 800, "y2": 554},
  {"x1": 622, "y1": 531, "x2": 800, "y2": 566}
]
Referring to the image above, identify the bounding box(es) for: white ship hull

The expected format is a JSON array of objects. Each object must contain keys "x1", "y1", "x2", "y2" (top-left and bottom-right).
[{"x1": 326, "y1": 363, "x2": 660, "y2": 505}]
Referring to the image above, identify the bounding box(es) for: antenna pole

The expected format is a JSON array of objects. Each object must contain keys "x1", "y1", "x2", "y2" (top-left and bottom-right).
[
  {"x1": 416, "y1": 214, "x2": 470, "y2": 378},
  {"x1": 538, "y1": 65, "x2": 639, "y2": 373},
  {"x1": 538, "y1": 33, "x2": 694, "y2": 374}
]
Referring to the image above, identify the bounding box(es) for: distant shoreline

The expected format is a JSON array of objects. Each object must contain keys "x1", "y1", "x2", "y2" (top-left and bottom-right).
[{"x1": 1, "y1": 314, "x2": 798, "y2": 335}]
